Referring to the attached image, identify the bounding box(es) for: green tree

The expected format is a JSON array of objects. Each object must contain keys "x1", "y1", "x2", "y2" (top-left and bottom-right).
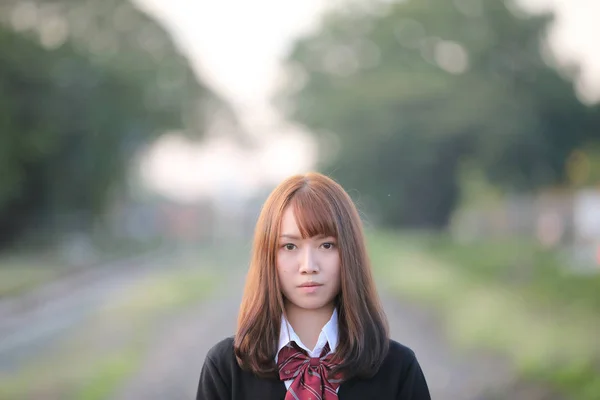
[
  {"x1": 0, "y1": 1, "x2": 228, "y2": 247},
  {"x1": 277, "y1": 0, "x2": 600, "y2": 228}
]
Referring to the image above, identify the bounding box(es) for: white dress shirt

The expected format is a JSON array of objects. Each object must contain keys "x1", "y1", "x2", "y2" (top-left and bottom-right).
[{"x1": 275, "y1": 308, "x2": 339, "y2": 390}]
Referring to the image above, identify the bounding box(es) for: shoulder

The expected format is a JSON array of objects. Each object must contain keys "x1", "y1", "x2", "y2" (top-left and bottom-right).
[
  {"x1": 387, "y1": 339, "x2": 417, "y2": 360},
  {"x1": 372, "y1": 340, "x2": 430, "y2": 398},
  {"x1": 202, "y1": 337, "x2": 277, "y2": 384},
  {"x1": 381, "y1": 339, "x2": 419, "y2": 372},
  {"x1": 204, "y1": 336, "x2": 237, "y2": 369},
  {"x1": 198, "y1": 337, "x2": 238, "y2": 398}
]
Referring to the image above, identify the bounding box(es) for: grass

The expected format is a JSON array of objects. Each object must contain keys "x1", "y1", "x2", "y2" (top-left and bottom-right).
[
  {"x1": 368, "y1": 230, "x2": 600, "y2": 400},
  {"x1": 0, "y1": 248, "x2": 79, "y2": 297},
  {"x1": 0, "y1": 254, "x2": 220, "y2": 400},
  {"x1": 75, "y1": 349, "x2": 141, "y2": 400},
  {"x1": 0, "y1": 235, "x2": 171, "y2": 298},
  {"x1": 0, "y1": 259, "x2": 64, "y2": 297}
]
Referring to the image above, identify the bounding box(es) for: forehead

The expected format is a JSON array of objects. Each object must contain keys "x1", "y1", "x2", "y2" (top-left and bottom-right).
[
  {"x1": 279, "y1": 200, "x2": 337, "y2": 239},
  {"x1": 280, "y1": 207, "x2": 307, "y2": 236},
  {"x1": 280, "y1": 207, "x2": 298, "y2": 232}
]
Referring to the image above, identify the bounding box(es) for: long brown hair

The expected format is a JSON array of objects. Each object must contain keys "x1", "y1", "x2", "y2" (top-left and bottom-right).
[{"x1": 234, "y1": 172, "x2": 389, "y2": 379}]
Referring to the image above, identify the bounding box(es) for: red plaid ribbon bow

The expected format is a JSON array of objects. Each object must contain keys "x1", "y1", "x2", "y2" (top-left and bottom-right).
[{"x1": 277, "y1": 342, "x2": 342, "y2": 400}]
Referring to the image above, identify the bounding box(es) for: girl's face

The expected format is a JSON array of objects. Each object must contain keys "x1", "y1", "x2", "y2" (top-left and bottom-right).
[{"x1": 276, "y1": 206, "x2": 341, "y2": 313}]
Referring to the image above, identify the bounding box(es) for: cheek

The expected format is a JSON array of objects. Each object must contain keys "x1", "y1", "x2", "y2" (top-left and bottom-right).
[
  {"x1": 276, "y1": 254, "x2": 295, "y2": 286},
  {"x1": 327, "y1": 254, "x2": 342, "y2": 282},
  {"x1": 335, "y1": 256, "x2": 342, "y2": 283},
  {"x1": 334, "y1": 266, "x2": 341, "y2": 286},
  {"x1": 276, "y1": 253, "x2": 292, "y2": 273},
  {"x1": 333, "y1": 252, "x2": 341, "y2": 270}
]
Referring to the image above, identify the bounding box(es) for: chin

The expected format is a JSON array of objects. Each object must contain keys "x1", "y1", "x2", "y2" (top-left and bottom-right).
[{"x1": 293, "y1": 297, "x2": 333, "y2": 311}]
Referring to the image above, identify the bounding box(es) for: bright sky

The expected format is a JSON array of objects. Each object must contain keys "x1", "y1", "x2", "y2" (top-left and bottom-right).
[
  {"x1": 522, "y1": 0, "x2": 600, "y2": 102},
  {"x1": 134, "y1": 0, "x2": 600, "y2": 202}
]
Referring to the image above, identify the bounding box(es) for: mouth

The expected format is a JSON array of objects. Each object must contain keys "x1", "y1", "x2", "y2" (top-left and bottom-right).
[{"x1": 298, "y1": 282, "x2": 323, "y2": 288}]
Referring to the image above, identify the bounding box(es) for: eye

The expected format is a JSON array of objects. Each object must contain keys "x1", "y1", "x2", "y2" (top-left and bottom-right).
[
  {"x1": 283, "y1": 243, "x2": 297, "y2": 251},
  {"x1": 321, "y1": 242, "x2": 336, "y2": 250}
]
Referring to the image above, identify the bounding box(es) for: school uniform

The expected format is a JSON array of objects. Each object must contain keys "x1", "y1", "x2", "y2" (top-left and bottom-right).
[{"x1": 197, "y1": 309, "x2": 431, "y2": 399}]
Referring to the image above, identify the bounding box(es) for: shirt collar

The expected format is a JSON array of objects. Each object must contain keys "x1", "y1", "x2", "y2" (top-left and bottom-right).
[{"x1": 277, "y1": 308, "x2": 339, "y2": 360}]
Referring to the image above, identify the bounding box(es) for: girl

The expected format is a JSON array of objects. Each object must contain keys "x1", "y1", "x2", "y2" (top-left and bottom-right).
[{"x1": 197, "y1": 172, "x2": 430, "y2": 399}]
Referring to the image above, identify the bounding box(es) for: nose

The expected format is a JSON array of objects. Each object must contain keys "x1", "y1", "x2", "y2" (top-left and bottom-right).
[{"x1": 299, "y1": 247, "x2": 318, "y2": 274}]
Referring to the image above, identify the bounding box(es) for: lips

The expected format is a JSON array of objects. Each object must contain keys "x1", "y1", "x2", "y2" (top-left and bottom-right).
[{"x1": 298, "y1": 282, "x2": 323, "y2": 288}]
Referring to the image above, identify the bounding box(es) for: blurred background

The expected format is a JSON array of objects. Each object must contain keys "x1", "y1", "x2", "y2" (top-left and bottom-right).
[{"x1": 0, "y1": 0, "x2": 599, "y2": 399}]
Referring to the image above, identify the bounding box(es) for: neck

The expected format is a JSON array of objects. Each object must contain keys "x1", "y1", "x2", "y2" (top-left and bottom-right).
[{"x1": 284, "y1": 301, "x2": 335, "y2": 351}]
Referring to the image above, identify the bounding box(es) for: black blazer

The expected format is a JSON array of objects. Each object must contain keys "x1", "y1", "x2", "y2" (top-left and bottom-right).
[{"x1": 197, "y1": 337, "x2": 431, "y2": 399}]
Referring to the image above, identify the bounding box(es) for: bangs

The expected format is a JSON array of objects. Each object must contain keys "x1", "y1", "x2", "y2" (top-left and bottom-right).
[{"x1": 289, "y1": 189, "x2": 338, "y2": 239}]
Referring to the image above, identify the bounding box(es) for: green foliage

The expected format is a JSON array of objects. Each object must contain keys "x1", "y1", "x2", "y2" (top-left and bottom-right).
[
  {"x1": 0, "y1": 1, "x2": 222, "y2": 246},
  {"x1": 278, "y1": 0, "x2": 600, "y2": 228},
  {"x1": 422, "y1": 233, "x2": 600, "y2": 311},
  {"x1": 75, "y1": 349, "x2": 141, "y2": 400},
  {"x1": 368, "y1": 230, "x2": 600, "y2": 400}
]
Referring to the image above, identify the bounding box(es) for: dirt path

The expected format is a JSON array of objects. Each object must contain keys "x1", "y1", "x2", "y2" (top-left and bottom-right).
[
  {"x1": 381, "y1": 293, "x2": 515, "y2": 399},
  {"x1": 111, "y1": 265, "x2": 519, "y2": 400},
  {"x1": 111, "y1": 271, "x2": 245, "y2": 400},
  {"x1": 0, "y1": 251, "x2": 170, "y2": 372}
]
